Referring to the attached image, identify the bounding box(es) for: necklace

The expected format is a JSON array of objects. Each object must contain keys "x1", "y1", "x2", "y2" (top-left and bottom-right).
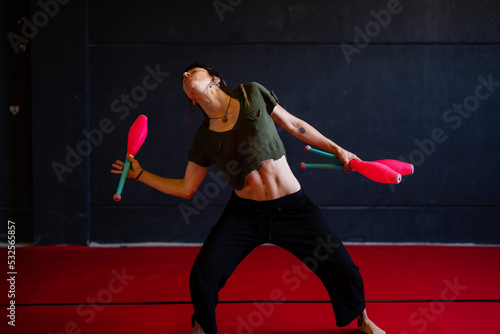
[{"x1": 208, "y1": 96, "x2": 231, "y2": 123}]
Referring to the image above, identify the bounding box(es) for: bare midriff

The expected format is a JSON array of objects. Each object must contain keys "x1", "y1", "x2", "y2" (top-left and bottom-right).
[{"x1": 234, "y1": 155, "x2": 301, "y2": 201}]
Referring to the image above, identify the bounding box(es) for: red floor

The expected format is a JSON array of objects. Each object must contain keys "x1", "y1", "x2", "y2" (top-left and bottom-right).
[{"x1": 1, "y1": 244, "x2": 499, "y2": 333}]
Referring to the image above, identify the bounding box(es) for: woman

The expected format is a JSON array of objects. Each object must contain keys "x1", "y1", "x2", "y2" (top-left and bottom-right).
[{"x1": 112, "y1": 63, "x2": 385, "y2": 334}]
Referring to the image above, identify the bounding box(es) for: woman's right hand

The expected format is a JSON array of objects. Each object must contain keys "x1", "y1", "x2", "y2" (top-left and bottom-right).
[{"x1": 111, "y1": 154, "x2": 143, "y2": 179}]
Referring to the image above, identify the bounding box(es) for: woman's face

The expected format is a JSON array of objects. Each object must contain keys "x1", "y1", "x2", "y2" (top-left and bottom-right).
[{"x1": 182, "y1": 67, "x2": 215, "y2": 100}]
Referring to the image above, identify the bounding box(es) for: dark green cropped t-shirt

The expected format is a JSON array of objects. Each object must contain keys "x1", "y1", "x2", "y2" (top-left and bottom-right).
[{"x1": 188, "y1": 82, "x2": 286, "y2": 190}]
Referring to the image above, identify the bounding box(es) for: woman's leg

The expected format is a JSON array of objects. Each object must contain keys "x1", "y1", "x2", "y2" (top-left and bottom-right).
[
  {"x1": 269, "y1": 193, "x2": 385, "y2": 332},
  {"x1": 357, "y1": 308, "x2": 386, "y2": 334},
  {"x1": 189, "y1": 212, "x2": 264, "y2": 334},
  {"x1": 272, "y1": 215, "x2": 366, "y2": 327}
]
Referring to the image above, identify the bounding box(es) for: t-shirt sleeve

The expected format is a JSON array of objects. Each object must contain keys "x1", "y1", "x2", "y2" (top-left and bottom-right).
[
  {"x1": 252, "y1": 82, "x2": 280, "y2": 115},
  {"x1": 188, "y1": 128, "x2": 211, "y2": 167}
]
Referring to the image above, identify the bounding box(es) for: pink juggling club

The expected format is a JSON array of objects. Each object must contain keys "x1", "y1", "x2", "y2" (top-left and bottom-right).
[
  {"x1": 113, "y1": 115, "x2": 148, "y2": 201},
  {"x1": 301, "y1": 145, "x2": 414, "y2": 184}
]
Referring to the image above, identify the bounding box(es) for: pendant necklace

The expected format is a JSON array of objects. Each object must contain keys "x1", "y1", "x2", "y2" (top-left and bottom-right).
[{"x1": 209, "y1": 97, "x2": 231, "y2": 123}]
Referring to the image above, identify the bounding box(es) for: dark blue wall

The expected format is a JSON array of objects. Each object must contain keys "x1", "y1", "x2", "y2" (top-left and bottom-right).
[
  {"x1": 24, "y1": 0, "x2": 500, "y2": 245},
  {"x1": 1, "y1": 0, "x2": 33, "y2": 244}
]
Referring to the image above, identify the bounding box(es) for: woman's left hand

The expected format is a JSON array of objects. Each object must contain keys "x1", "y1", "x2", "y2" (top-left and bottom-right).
[{"x1": 336, "y1": 149, "x2": 361, "y2": 172}]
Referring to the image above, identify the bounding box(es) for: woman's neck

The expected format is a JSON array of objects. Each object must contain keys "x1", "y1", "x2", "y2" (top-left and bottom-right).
[{"x1": 197, "y1": 89, "x2": 231, "y2": 119}]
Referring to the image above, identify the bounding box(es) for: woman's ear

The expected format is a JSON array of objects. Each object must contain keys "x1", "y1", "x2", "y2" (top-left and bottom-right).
[{"x1": 210, "y1": 80, "x2": 219, "y2": 88}]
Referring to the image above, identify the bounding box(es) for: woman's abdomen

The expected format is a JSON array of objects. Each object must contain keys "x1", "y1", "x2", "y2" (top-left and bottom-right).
[{"x1": 235, "y1": 155, "x2": 301, "y2": 201}]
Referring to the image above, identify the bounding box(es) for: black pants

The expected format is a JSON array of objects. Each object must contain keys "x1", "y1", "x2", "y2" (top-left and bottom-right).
[{"x1": 190, "y1": 189, "x2": 365, "y2": 334}]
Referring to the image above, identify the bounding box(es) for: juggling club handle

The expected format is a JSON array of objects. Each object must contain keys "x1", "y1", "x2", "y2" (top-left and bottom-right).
[
  {"x1": 303, "y1": 145, "x2": 403, "y2": 184},
  {"x1": 300, "y1": 162, "x2": 343, "y2": 170},
  {"x1": 113, "y1": 159, "x2": 131, "y2": 202},
  {"x1": 304, "y1": 145, "x2": 341, "y2": 163},
  {"x1": 304, "y1": 145, "x2": 413, "y2": 178}
]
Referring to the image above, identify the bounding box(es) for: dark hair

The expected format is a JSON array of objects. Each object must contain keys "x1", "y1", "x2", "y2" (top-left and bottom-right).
[{"x1": 183, "y1": 63, "x2": 232, "y2": 115}]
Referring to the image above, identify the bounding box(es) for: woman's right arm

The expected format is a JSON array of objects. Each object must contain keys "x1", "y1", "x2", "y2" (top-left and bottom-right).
[{"x1": 111, "y1": 154, "x2": 209, "y2": 199}]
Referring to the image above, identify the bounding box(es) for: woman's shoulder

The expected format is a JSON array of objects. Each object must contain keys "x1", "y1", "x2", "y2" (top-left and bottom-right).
[
  {"x1": 232, "y1": 82, "x2": 274, "y2": 101},
  {"x1": 239, "y1": 82, "x2": 269, "y2": 93}
]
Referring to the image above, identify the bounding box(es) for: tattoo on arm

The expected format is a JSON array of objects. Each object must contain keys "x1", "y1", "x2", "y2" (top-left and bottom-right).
[{"x1": 299, "y1": 127, "x2": 306, "y2": 134}]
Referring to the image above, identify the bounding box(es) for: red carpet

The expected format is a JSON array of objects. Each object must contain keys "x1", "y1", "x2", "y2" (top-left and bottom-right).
[{"x1": 1, "y1": 245, "x2": 498, "y2": 333}]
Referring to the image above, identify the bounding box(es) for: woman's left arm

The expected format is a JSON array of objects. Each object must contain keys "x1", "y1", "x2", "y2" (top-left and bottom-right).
[{"x1": 270, "y1": 104, "x2": 360, "y2": 170}]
